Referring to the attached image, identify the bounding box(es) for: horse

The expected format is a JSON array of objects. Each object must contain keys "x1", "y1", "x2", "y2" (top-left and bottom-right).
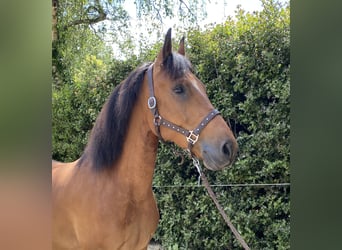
[{"x1": 52, "y1": 28, "x2": 238, "y2": 250}]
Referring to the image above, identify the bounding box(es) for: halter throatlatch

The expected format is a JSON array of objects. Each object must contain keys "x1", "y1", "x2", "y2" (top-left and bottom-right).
[{"x1": 146, "y1": 64, "x2": 220, "y2": 154}]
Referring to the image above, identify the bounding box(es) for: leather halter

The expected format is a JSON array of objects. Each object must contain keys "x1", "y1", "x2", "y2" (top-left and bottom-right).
[{"x1": 146, "y1": 64, "x2": 220, "y2": 153}]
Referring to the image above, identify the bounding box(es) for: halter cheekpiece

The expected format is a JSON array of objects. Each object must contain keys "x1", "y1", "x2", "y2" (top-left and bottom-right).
[{"x1": 146, "y1": 64, "x2": 220, "y2": 154}]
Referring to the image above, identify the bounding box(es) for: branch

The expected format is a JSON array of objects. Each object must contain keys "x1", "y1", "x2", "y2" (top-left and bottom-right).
[
  {"x1": 89, "y1": 24, "x2": 104, "y2": 41},
  {"x1": 65, "y1": 3, "x2": 107, "y2": 29},
  {"x1": 179, "y1": 0, "x2": 197, "y2": 21}
]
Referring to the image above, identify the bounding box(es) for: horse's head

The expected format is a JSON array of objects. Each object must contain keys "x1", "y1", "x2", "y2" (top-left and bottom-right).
[{"x1": 146, "y1": 29, "x2": 238, "y2": 170}]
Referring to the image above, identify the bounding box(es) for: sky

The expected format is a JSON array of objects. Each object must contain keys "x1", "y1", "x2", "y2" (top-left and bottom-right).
[
  {"x1": 123, "y1": 0, "x2": 288, "y2": 30},
  {"x1": 112, "y1": 0, "x2": 289, "y2": 57},
  {"x1": 199, "y1": 0, "x2": 265, "y2": 25}
]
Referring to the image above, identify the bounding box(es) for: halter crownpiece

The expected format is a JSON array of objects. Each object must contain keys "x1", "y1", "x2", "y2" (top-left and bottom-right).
[{"x1": 146, "y1": 64, "x2": 220, "y2": 153}]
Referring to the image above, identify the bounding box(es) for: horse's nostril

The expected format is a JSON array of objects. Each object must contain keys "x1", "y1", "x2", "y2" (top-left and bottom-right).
[{"x1": 222, "y1": 142, "x2": 231, "y2": 158}]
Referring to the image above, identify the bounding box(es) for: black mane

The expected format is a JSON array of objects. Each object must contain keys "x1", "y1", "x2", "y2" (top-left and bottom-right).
[
  {"x1": 78, "y1": 53, "x2": 191, "y2": 171},
  {"x1": 162, "y1": 52, "x2": 192, "y2": 79}
]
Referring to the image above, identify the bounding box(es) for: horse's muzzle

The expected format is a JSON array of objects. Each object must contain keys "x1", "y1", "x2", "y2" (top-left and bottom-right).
[{"x1": 200, "y1": 138, "x2": 238, "y2": 171}]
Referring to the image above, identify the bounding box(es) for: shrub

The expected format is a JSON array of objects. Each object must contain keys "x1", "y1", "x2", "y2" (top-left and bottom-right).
[{"x1": 52, "y1": 57, "x2": 140, "y2": 161}]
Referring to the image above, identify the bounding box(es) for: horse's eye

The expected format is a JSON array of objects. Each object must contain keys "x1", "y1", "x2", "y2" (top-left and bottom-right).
[{"x1": 173, "y1": 84, "x2": 185, "y2": 94}]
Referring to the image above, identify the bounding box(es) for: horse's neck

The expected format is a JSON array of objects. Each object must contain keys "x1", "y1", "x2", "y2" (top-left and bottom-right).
[{"x1": 114, "y1": 104, "x2": 159, "y2": 200}]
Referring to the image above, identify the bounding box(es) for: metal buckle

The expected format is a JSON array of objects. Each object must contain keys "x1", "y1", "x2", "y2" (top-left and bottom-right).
[
  {"x1": 148, "y1": 96, "x2": 156, "y2": 109},
  {"x1": 153, "y1": 115, "x2": 162, "y2": 126},
  {"x1": 186, "y1": 130, "x2": 199, "y2": 145}
]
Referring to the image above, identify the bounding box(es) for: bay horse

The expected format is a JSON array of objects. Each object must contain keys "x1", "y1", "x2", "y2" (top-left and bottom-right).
[{"x1": 52, "y1": 28, "x2": 238, "y2": 250}]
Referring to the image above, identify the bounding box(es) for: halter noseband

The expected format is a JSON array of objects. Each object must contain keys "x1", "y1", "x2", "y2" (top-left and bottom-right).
[{"x1": 146, "y1": 64, "x2": 220, "y2": 153}]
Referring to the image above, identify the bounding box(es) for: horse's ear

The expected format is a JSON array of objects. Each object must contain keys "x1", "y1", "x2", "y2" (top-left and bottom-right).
[
  {"x1": 178, "y1": 36, "x2": 185, "y2": 56},
  {"x1": 156, "y1": 28, "x2": 172, "y2": 65},
  {"x1": 163, "y1": 28, "x2": 172, "y2": 59}
]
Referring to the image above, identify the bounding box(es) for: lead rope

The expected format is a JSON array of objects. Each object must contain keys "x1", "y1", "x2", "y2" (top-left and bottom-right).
[{"x1": 192, "y1": 157, "x2": 251, "y2": 250}]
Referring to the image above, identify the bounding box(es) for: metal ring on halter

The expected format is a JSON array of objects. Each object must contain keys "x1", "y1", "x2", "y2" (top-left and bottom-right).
[{"x1": 148, "y1": 96, "x2": 157, "y2": 109}]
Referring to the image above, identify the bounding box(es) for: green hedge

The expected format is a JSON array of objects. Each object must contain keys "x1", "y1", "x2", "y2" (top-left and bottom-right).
[
  {"x1": 52, "y1": 57, "x2": 141, "y2": 161},
  {"x1": 52, "y1": 1, "x2": 290, "y2": 249}
]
